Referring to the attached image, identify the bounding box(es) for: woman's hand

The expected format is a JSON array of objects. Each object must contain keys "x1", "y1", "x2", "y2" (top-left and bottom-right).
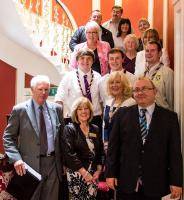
[{"x1": 92, "y1": 170, "x2": 101, "y2": 182}]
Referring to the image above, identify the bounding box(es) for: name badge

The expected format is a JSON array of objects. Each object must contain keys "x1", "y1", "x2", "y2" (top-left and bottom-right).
[{"x1": 89, "y1": 132, "x2": 96, "y2": 138}]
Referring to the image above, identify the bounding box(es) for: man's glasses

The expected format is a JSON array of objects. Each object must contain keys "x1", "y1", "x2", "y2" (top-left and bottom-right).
[{"x1": 133, "y1": 87, "x2": 154, "y2": 93}]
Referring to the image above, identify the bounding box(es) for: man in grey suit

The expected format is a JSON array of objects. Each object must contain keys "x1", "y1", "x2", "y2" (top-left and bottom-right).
[{"x1": 3, "y1": 75, "x2": 64, "y2": 200}]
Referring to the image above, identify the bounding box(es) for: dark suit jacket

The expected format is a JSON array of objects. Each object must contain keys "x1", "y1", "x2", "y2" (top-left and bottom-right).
[
  {"x1": 69, "y1": 25, "x2": 114, "y2": 51},
  {"x1": 3, "y1": 99, "x2": 64, "y2": 182},
  {"x1": 106, "y1": 104, "x2": 182, "y2": 197}
]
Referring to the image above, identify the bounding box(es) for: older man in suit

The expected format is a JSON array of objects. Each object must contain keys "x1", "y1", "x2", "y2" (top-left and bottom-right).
[
  {"x1": 106, "y1": 77, "x2": 182, "y2": 200},
  {"x1": 3, "y1": 75, "x2": 64, "y2": 200}
]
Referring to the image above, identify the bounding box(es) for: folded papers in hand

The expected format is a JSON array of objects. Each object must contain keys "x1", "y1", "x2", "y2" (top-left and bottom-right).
[{"x1": 6, "y1": 162, "x2": 42, "y2": 200}]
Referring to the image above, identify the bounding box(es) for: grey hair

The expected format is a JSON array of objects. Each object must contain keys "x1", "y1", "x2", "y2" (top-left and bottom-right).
[
  {"x1": 85, "y1": 21, "x2": 100, "y2": 35},
  {"x1": 30, "y1": 75, "x2": 50, "y2": 88}
]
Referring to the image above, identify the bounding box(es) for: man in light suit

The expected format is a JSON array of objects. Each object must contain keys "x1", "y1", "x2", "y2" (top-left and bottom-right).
[
  {"x1": 3, "y1": 75, "x2": 64, "y2": 200},
  {"x1": 106, "y1": 77, "x2": 182, "y2": 200}
]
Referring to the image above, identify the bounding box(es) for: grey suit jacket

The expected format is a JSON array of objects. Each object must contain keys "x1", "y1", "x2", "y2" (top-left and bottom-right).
[{"x1": 3, "y1": 99, "x2": 64, "y2": 181}]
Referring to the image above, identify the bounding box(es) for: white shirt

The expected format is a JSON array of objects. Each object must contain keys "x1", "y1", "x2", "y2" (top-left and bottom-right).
[
  {"x1": 99, "y1": 70, "x2": 137, "y2": 106},
  {"x1": 135, "y1": 48, "x2": 170, "y2": 77},
  {"x1": 55, "y1": 69, "x2": 102, "y2": 118}
]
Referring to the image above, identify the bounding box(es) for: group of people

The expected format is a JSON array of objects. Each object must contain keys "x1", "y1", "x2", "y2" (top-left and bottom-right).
[{"x1": 2, "y1": 4, "x2": 183, "y2": 200}]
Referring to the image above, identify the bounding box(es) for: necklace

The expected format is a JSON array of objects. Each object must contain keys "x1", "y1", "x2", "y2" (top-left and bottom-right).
[
  {"x1": 76, "y1": 69, "x2": 94, "y2": 97},
  {"x1": 109, "y1": 99, "x2": 123, "y2": 123}
]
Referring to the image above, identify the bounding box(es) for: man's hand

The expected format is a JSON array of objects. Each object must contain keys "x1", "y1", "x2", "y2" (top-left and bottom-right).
[
  {"x1": 106, "y1": 178, "x2": 118, "y2": 190},
  {"x1": 14, "y1": 160, "x2": 26, "y2": 176},
  {"x1": 170, "y1": 185, "x2": 182, "y2": 199}
]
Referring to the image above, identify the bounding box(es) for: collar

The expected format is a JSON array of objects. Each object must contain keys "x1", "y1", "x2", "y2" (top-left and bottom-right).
[
  {"x1": 138, "y1": 103, "x2": 155, "y2": 115},
  {"x1": 78, "y1": 68, "x2": 92, "y2": 77},
  {"x1": 147, "y1": 62, "x2": 162, "y2": 73},
  {"x1": 32, "y1": 99, "x2": 47, "y2": 111}
]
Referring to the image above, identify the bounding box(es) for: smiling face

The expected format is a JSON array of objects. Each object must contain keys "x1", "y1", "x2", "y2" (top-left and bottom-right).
[
  {"x1": 124, "y1": 37, "x2": 137, "y2": 51},
  {"x1": 77, "y1": 55, "x2": 93, "y2": 73},
  {"x1": 86, "y1": 27, "x2": 99, "y2": 43},
  {"x1": 108, "y1": 52, "x2": 124, "y2": 71},
  {"x1": 121, "y1": 23, "x2": 130, "y2": 34},
  {"x1": 112, "y1": 8, "x2": 122, "y2": 22},
  {"x1": 31, "y1": 82, "x2": 50, "y2": 105},
  {"x1": 109, "y1": 74, "x2": 124, "y2": 98},
  {"x1": 133, "y1": 79, "x2": 157, "y2": 107},
  {"x1": 145, "y1": 43, "x2": 162, "y2": 65},
  {"x1": 138, "y1": 20, "x2": 150, "y2": 34},
  {"x1": 76, "y1": 103, "x2": 91, "y2": 123},
  {"x1": 90, "y1": 11, "x2": 102, "y2": 25}
]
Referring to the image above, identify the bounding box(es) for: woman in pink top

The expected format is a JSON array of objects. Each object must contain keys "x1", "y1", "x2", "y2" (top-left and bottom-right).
[{"x1": 70, "y1": 21, "x2": 111, "y2": 76}]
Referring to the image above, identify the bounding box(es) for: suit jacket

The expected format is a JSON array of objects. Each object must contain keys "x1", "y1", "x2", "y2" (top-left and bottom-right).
[
  {"x1": 106, "y1": 104, "x2": 182, "y2": 197},
  {"x1": 69, "y1": 25, "x2": 114, "y2": 52},
  {"x1": 3, "y1": 99, "x2": 64, "y2": 181}
]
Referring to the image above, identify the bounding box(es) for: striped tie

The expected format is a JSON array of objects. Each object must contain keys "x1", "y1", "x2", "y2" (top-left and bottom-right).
[{"x1": 139, "y1": 109, "x2": 148, "y2": 144}]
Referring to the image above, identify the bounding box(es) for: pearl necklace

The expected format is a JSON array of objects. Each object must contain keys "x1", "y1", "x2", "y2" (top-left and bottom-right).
[{"x1": 76, "y1": 69, "x2": 94, "y2": 97}]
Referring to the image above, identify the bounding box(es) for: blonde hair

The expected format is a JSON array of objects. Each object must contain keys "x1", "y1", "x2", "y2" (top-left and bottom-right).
[
  {"x1": 71, "y1": 97, "x2": 94, "y2": 123},
  {"x1": 107, "y1": 71, "x2": 132, "y2": 99},
  {"x1": 123, "y1": 34, "x2": 139, "y2": 51}
]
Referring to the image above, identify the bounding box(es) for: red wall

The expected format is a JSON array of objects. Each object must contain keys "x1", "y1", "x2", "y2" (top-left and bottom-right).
[{"x1": 0, "y1": 60, "x2": 16, "y2": 152}]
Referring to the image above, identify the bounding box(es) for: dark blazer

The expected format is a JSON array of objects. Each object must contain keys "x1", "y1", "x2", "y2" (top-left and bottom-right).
[
  {"x1": 61, "y1": 123, "x2": 104, "y2": 172},
  {"x1": 106, "y1": 104, "x2": 182, "y2": 197},
  {"x1": 69, "y1": 25, "x2": 114, "y2": 51},
  {"x1": 3, "y1": 99, "x2": 64, "y2": 181}
]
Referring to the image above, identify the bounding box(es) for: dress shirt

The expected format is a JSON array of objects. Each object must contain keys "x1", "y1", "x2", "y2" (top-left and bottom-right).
[
  {"x1": 55, "y1": 69, "x2": 102, "y2": 118},
  {"x1": 99, "y1": 69, "x2": 137, "y2": 106},
  {"x1": 144, "y1": 63, "x2": 174, "y2": 110},
  {"x1": 33, "y1": 100, "x2": 55, "y2": 154},
  {"x1": 135, "y1": 48, "x2": 170, "y2": 77},
  {"x1": 102, "y1": 19, "x2": 119, "y2": 41}
]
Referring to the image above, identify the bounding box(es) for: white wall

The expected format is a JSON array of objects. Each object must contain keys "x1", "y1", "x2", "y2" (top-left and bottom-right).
[{"x1": 0, "y1": 32, "x2": 61, "y2": 104}]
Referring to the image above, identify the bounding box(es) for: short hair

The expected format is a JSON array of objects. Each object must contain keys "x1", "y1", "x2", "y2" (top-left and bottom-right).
[
  {"x1": 85, "y1": 21, "x2": 100, "y2": 34},
  {"x1": 91, "y1": 9, "x2": 101, "y2": 14},
  {"x1": 76, "y1": 48, "x2": 95, "y2": 62},
  {"x1": 112, "y1": 5, "x2": 123, "y2": 14},
  {"x1": 123, "y1": 34, "x2": 139, "y2": 50},
  {"x1": 71, "y1": 97, "x2": 94, "y2": 123},
  {"x1": 30, "y1": 75, "x2": 50, "y2": 88},
  {"x1": 134, "y1": 76, "x2": 156, "y2": 89},
  {"x1": 146, "y1": 40, "x2": 162, "y2": 52},
  {"x1": 107, "y1": 48, "x2": 125, "y2": 59},
  {"x1": 107, "y1": 71, "x2": 132, "y2": 99},
  {"x1": 143, "y1": 28, "x2": 160, "y2": 42},
  {"x1": 117, "y1": 18, "x2": 132, "y2": 37},
  {"x1": 138, "y1": 18, "x2": 150, "y2": 26}
]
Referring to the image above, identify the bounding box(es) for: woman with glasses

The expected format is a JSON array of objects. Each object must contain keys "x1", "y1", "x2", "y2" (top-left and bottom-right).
[
  {"x1": 70, "y1": 21, "x2": 111, "y2": 76},
  {"x1": 61, "y1": 97, "x2": 104, "y2": 200}
]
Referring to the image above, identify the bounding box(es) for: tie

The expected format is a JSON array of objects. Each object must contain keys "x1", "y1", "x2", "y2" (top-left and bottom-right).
[
  {"x1": 139, "y1": 109, "x2": 148, "y2": 144},
  {"x1": 39, "y1": 106, "x2": 48, "y2": 155},
  {"x1": 83, "y1": 75, "x2": 92, "y2": 102}
]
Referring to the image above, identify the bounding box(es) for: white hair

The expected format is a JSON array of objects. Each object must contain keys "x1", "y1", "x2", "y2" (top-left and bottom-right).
[
  {"x1": 85, "y1": 21, "x2": 100, "y2": 34},
  {"x1": 30, "y1": 75, "x2": 50, "y2": 88}
]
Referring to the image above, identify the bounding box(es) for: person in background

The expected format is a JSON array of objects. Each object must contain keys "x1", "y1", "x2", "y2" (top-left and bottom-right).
[
  {"x1": 103, "y1": 5, "x2": 123, "y2": 42},
  {"x1": 103, "y1": 71, "x2": 135, "y2": 151},
  {"x1": 3, "y1": 75, "x2": 64, "y2": 200},
  {"x1": 123, "y1": 34, "x2": 139, "y2": 74},
  {"x1": 113, "y1": 18, "x2": 132, "y2": 52},
  {"x1": 61, "y1": 97, "x2": 104, "y2": 200},
  {"x1": 55, "y1": 48, "x2": 102, "y2": 129},
  {"x1": 106, "y1": 77, "x2": 182, "y2": 200},
  {"x1": 70, "y1": 21, "x2": 110, "y2": 76},
  {"x1": 137, "y1": 18, "x2": 150, "y2": 52},
  {"x1": 99, "y1": 48, "x2": 136, "y2": 106},
  {"x1": 143, "y1": 40, "x2": 174, "y2": 110},
  {"x1": 135, "y1": 28, "x2": 170, "y2": 77},
  {"x1": 69, "y1": 10, "x2": 114, "y2": 51}
]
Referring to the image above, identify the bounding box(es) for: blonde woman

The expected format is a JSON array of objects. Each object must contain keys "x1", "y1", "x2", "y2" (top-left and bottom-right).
[
  {"x1": 103, "y1": 71, "x2": 136, "y2": 147},
  {"x1": 61, "y1": 97, "x2": 104, "y2": 200}
]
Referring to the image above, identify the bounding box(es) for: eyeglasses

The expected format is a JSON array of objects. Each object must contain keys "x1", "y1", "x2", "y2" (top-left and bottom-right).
[
  {"x1": 86, "y1": 32, "x2": 98, "y2": 35},
  {"x1": 133, "y1": 87, "x2": 154, "y2": 93}
]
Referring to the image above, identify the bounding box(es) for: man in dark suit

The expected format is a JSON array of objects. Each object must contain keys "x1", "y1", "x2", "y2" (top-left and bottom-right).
[
  {"x1": 3, "y1": 75, "x2": 64, "y2": 200},
  {"x1": 106, "y1": 77, "x2": 182, "y2": 200},
  {"x1": 69, "y1": 9, "x2": 114, "y2": 51}
]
